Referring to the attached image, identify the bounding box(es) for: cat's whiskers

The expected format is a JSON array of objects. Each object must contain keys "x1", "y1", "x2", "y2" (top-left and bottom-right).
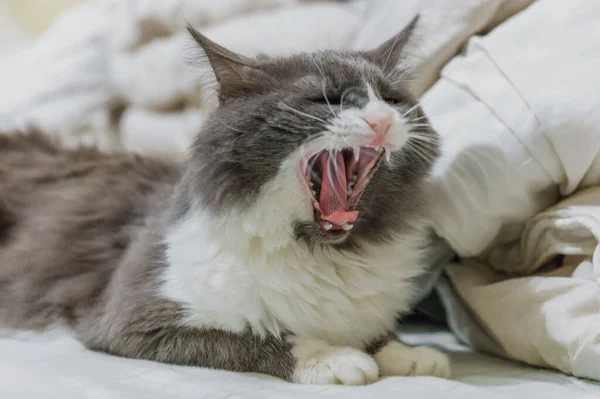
[
  {"x1": 404, "y1": 143, "x2": 428, "y2": 170},
  {"x1": 407, "y1": 114, "x2": 428, "y2": 123},
  {"x1": 280, "y1": 103, "x2": 327, "y2": 125},
  {"x1": 408, "y1": 132, "x2": 439, "y2": 149},
  {"x1": 313, "y1": 58, "x2": 327, "y2": 78},
  {"x1": 405, "y1": 139, "x2": 437, "y2": 167},
  {"x1": 408, "y1": 132, "x2": 439, "y2": 145},
  {"x1": 386, "y1": 65, "x2": 430, "y2": 83},
  {"x1": 402, "y1": 102, "x2": 421, "y2": 118},
  {"x1": 385, "y1": 62, "x2": 407, "y2": 80}
]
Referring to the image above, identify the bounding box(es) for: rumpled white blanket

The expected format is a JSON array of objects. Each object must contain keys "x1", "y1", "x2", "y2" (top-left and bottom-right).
[
  {"x1": 421, "y1": 0, "x2": 600, "y2": 380},
  {"x1": 1, "y1": 0, "x2": 599, "y2": 389},
  {"x1": 442, "y1": 187, "x2": 600, "y2": 380}
]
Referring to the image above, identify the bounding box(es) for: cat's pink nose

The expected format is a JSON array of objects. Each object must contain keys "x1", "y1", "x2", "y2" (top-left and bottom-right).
[{"x1": 364, "y1": 112, "x2": 393, "y2": 146}]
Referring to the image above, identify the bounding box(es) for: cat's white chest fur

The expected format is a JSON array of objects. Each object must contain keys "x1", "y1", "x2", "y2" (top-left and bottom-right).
[
  {"x1": 160, "y1": 159, "x2": 427, "y2": 348},
  {"x1": 160, "y1": 208, "x2": 425, "y2": 348}
]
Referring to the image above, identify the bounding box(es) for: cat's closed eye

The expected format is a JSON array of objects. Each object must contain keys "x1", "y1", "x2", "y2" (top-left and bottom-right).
[
  {"x1": 382, "y1": 97, "x2": 400, "y2": 105},
  {"x1": 309, "y1": 96, "x2": 343, "y2": 106},
  {"x1": 310, "y1": 95, "x2": 401, "y2": 107}
]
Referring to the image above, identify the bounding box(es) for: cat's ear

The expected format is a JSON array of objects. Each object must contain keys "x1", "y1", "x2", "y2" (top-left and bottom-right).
[
  {"x1": 188, "y1": 26, "x2": 260, "y2": 97},
  {"x1": 368, "y1": 15, "x2": 419, "y2": 74}
]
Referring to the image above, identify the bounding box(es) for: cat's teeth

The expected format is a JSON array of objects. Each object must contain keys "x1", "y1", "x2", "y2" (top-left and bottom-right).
[
  {"x1": 323, "y1": 222, "x2": 333, "y2": 231},
  {"x1": 347, "y1": 180, "x2": 354, "y2": 195},
  {"x1": 385, "y1": 149, "x2": 391, "y2": 163},
  {"x1": 342, "y1": 223, "x2": 353, "y2": 231},
  {"x1": 309, "y1": 182, "x2": 314, "y2": 187},
  {"x1": 374, "y1": 145, "x2": 381, "y2": 151},
  {"x1": 352, "y1": 174, "x2": 357, "y2": 182},
  {"x1": 353, "y1": 147, "x2": 360, "y2": 161},
  {"x1": 312, "y1": 190, "x2": 317, "y2": 196}
]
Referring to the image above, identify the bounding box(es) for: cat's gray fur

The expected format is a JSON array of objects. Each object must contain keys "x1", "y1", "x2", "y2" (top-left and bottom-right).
[{"x1": 0, "y1": 18, "x2": 440, "y2": 382}]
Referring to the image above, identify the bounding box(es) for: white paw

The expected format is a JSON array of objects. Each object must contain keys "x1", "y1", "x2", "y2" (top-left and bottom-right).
[
  {"x1": 374, "y1": 341, "x2": 451, "y2": 378},
  {"x1": 290, "y1": 338, "x2": 379, "y2": 385}
]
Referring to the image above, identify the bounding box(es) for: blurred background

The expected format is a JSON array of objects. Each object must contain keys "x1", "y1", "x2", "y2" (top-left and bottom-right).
[{"x1": 0, "y1": 0, "x2": 80, "y2": 48}]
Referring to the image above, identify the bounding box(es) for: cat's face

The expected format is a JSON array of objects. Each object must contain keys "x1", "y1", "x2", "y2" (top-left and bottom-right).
[{"x1": 187, "y1": 18, "x2": 439, "y2": 247}]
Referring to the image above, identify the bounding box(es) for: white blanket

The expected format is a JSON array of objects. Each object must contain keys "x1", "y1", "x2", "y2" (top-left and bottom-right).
[
  {"x1": 1, "y1": 0, "x2": 600, "y2": 395},
  {"x1": 421, "y1": 0, "x2": 600, "y2": 380}
]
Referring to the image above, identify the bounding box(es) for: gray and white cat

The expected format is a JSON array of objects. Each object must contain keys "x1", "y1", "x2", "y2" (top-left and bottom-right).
[{"x1": 0, "y1": 18, "x2": 448, "y2": 385}]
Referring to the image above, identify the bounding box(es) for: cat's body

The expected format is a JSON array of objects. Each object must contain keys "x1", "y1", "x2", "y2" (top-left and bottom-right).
[
  {"x1": 0, "y1": 132, "x2": 179, "y2": 332},
  {"x1": 0, "y1": 19, "x2": 450, "y2": 385}
]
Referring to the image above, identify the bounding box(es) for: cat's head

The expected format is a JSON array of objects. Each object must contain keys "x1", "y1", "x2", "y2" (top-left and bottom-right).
[{"x1": 185, "y1": 17, "x2": 439, "y2": 247}]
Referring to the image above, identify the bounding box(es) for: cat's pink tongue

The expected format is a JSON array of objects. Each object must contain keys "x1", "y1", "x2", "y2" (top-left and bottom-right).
[{"x1": 318, "y1": 152, "x2": 359, "y2": 226}]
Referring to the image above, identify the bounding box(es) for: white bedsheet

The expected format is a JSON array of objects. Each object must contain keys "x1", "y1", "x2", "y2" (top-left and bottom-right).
[{"x1": 1, "y1": 325, "x2": 598, "y2": 398}]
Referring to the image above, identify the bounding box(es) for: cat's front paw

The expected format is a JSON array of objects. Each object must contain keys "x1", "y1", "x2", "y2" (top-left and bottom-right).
[
  {"x1": 374, "y1": 341, "x2": 450, "y2": 378},
  {"x1": 290, "y1": 338, "x2": 379, "y2": 385}
]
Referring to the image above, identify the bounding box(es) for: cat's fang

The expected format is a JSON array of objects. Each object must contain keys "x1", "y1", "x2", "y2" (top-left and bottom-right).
[
  {"x1": 323, "y1": 222, "x2": 333, "y2": 231},
  {"x1": 342, "y1": 223, "x2": 353, "y2": 231}
]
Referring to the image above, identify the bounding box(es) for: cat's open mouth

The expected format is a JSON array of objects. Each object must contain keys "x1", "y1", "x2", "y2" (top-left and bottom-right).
[{"x1": 302, "y1": 146, "x2": 384, "y2": 232}]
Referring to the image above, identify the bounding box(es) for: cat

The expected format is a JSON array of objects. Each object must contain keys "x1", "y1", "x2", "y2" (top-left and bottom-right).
[{"x1": 0, "y1": 17, "x2": 449, "y2": 385}]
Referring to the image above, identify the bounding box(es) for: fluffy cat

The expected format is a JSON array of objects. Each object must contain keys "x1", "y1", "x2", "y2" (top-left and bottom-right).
[{"x1": 0, "y1": 17, "x2": 449, "y2": 385}]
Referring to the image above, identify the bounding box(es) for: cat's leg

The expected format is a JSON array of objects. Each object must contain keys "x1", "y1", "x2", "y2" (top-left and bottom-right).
[
  {"x1": 366, "y1": 334, "x2": 450, "y2": 378},
  {"x1": 93, "y1": 327, "x2": 378, "y2": 385}
]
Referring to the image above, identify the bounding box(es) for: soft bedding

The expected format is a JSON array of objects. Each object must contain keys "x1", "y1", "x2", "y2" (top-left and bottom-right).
[
  {"x1": 421, "y1": 0, "x2": 600, "y2": 380},
  {"x1": 2, "y1": 325, "x2": 599, "y2": 399},
  {"x1": 1, "y1": 0, "x2": 600, "y2": 397}
]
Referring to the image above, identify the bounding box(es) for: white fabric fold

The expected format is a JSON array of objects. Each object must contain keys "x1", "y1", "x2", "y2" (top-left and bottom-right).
[
  {"x1": 447, "y1": 187, "x2": 600, "y2": 380},
  {"x1": 422, "y1": 0, "x2": 600, "y2": 380}
]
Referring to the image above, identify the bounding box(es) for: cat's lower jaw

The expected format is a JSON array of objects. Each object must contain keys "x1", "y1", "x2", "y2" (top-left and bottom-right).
[{"x1": 289, "y1": 337, "x2": 451, "y2": 385}]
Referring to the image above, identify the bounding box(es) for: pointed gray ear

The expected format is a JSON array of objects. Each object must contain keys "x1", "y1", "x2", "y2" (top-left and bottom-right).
[
  {"x1": 368, "y1": 15, "x2": 419, "y2": 73},
  {"x1": 188, "y1": 26, "x2": 260, "y2": 97}
]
